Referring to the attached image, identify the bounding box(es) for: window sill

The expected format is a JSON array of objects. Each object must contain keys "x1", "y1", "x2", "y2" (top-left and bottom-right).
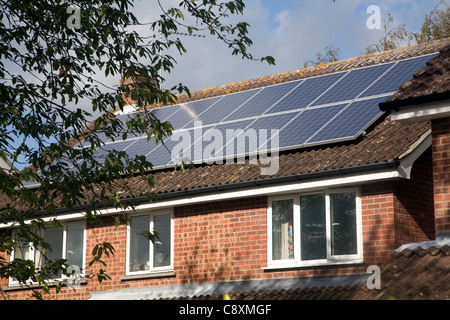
[
  {"x1": 120, "y1": 270, "x2": 177, "y2": 281},
  {"x1": 264, "y1": 259, "x2": 364, "y2": 271},
  {"x1": 4, "y1": 279, "x2": 88, "y2": 292}
]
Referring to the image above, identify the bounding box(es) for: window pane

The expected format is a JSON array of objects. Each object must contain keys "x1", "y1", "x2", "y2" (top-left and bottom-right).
[
  {"x1": 44, "y1": 228, "x2": 64, "y2": 261},
  {"x1": 300, "y1": 194, "x2": 326, "y2": 260},
  {"x1": 330, "y1": 192, "x2": 357, "y2": 255},
  {"x1": 272, "y1": 199, "x2": 294, "y2": 260},
  {"x1": 66, "y1": 225, "x2": 84, "y2": 269},
  {"x1": 153, "y1": 214, "x2": 171, "y2": 267},
  {"x1": 130, "y1": 215, "x2": 150, "y2": 272},
  {"x1": 14, "y1": 239, "x2": 31, "y2": 261},
  {"x1": 42, "y1": 228, "x2": 63, "y2": 278}
]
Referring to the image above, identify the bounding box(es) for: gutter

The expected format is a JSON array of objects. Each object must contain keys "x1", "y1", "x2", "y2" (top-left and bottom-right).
[
  {"x1": 379, "y1": 91, "x2": 450, "y2": 111},
  {"x1": 52, "y1": 160, "x2": 400, "y2": 215},
  {"x1": 151, "y1": 160, "x2": 400, "y2": 202}
]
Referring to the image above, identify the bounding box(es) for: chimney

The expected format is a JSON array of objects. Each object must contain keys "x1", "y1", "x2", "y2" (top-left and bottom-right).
[
  {"x1": 432, "y1": 117, "x2": 450, "y2": 239},
  {"x1": 119, "y1": 74, "x2": 149, "y2": 107}
]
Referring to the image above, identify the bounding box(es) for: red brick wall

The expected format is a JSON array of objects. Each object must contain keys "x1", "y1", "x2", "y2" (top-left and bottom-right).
[
  {"x1": 361, "y1": 147, "x2": 434, "y2": 263},
  {"x1": 361, "y1": 182, "x2": 396, "y2": 264},
  {"x1": 432, "y1": 117, "x2": 450, "y2": 236},
  {"x1": 0, "y1": 150, "x2": 434, "y2": 299},
  {"x1": 394, "y1": 146, "x2": 435, "y2": 241}
]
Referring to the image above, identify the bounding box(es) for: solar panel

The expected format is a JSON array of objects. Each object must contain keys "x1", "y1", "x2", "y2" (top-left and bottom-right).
[
  {"x1": 145, "y1": 134, "x2": 190, "y2": 168},
  {"x1": 272, "y1": 72, "x2": 346, "y2": 113},
  {"x1": 277, "y1": 104, "x2": 349, "y2": 149},
  {"x1": 24, "y1": 52, "x2": 437, "y2": 186},
  {"x1": 311, "y1": 62, "x2": 394, "y2": 106},
  {"x1": 360, "y1": 53, "x2": 437, "y2": 98},
  {"x1": 306, "y1": 96, "x2": 387, "y2": 145},
  {"x1": 103, "y1": 53, "x2": 438, "y2": 169},
  {"x1": 190, "y1": 88, "x2": 262, "y2": 126},
  {"x1": 222, "y1": 80, "x2": 301, "y2": 122},
  {"x1": 161, "y1": 96, "x2": 223, "y2": 130}
]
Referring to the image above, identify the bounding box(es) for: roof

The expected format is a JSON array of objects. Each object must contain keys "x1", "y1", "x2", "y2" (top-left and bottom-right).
[
  {"x1": 90, "y1": 273, "x2": 369, "y2": 300},
  {"x1": 103, "y1": 40, "x2": 450, "y2": 202},
  {"x1": 380, "y1": 41, "x2": 450, "y2": 110},
  {"x1": 15, "y1": 38, "x2": 450, "y2": 206},
  {"x1": 171, "y1": 286, "x2": 362, "y2": 301},
  {"x1": 152, "y1": 244, "x2": 450, "y2": 301},
  {"x1": 353, "y1": 244, "x2": 450, "y2": 300},
  {"x1": 111, "y1": 116, "x2": 429, "y2": 201}
]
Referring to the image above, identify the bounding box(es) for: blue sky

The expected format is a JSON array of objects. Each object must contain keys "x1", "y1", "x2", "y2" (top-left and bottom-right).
[{"x1": 152, "y1": 0, "x2": 446, "y2": 92}]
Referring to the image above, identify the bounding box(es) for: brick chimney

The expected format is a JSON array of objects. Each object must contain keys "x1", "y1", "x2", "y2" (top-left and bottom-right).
[
  {"x1": 120, "y1": 75, "x2": 149, "y2": 106},
  {"x1": 432, "y1": 117, "x2": 450, "y2": 239}
]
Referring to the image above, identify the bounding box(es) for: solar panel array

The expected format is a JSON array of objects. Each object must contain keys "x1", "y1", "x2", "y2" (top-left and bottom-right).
[{"x1": 64, "y1": 53, "x2": 439, "y2": 174}]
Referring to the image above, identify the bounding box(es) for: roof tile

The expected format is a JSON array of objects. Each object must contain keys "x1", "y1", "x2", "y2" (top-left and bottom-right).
[{"x1": 353, "y1": 245, "x2": 450, "y2": 300}]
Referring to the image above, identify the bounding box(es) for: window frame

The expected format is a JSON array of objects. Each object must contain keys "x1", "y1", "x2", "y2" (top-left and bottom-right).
[
  {"x1": 126, "y1": 209, "x2": 174, "y2": 276},
  {"x1": 9, "y1": 221, "x2": 87, "y2": 286},
  {"x1": 266, "y1": 187, "x2": 362, "y2": 269}
]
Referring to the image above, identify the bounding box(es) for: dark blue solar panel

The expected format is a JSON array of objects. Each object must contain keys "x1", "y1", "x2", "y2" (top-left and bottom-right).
[
  {"x1": 196, "y1": 88, "x2": 262, "y2": 125},
  {"x1": 92, "y1": 140, "x2": 137, "y2": 162},
  {"x1": 145, "y1": 126, "x2": 204, "y2": 167},
  {"x1": 146, "y1": 135, "x2": 189, "y2": 167},
  {"x1": 277, "y1": 104, "x2": 348, "y2": 148},
  {"x1": 66, "y1": 53, "x2": 439, "y2": 172},
  {"x1": 246, "y1": 113, "x2": 297, "y2": 152},
  {"x1": 360, "y1": 53, "x2": 437, "y2": 98},
  {"x1": 149, "y1": 104, "x2": 182, "y2": 126},
  {"x1": 126, "y1": 136, "x2": 160, "y2": 160},
  {"x1": 162, "y1": 96, "x2": 223, "y2": 130},
  {"x1": 312, "y1": 63, "x2": 394, "y2": 106},
  {"x1": 222, "y1": 80, "x2": 301, "y2": 122},
  {"x1": 271, "y1": 72, "x2": 345, "y2": 113},
  {"x1": 197, "y1": 119, "x2": 255, "y2": 163},
  {"x1": 307, "y1": 97, "x2": 387, "y2": 144}
]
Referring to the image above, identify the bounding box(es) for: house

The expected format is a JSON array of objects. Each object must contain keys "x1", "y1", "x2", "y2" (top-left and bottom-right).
[{"x1": 1, "y1": 38, "x2": 450, "y2": 300}]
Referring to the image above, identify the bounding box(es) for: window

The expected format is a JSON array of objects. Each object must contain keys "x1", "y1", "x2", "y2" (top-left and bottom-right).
[
  {"x1": 127, "y1": 211, "x2": 173, "y2": 275},
  {"x1": 10, "y1": 223, "x2": 86, "y2": 284},
  {"x1": 267, "y1": 189, "x2": 362, "y2": 268}
]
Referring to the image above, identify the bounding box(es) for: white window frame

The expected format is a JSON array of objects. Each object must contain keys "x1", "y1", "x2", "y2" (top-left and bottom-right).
[
  {"x1": 9, "y1": 221, "x2": 87, "y2": 286},
  {"x1": 266, "y1": 187, "x2": 362, "y2": 269},
  {"x1": 126, "y1": 209, "x2": 174, "y2": 276}
]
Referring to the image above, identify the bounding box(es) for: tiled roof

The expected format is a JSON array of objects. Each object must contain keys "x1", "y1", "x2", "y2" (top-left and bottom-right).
[
  {"x1": 353, "y1": 244, "x2": 450, "y2": 300},
  {"x1": 167, "y1": 286, "x2": 362, "y2": 301},
  {"x1": 112, "y1": 116, "x2": 430, "y2": 200},
  {"x1": 162, "y1": 244, "x2": 450, "y2": 300}
]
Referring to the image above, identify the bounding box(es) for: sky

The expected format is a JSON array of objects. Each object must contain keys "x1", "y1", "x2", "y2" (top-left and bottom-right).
[{"x1": 139, "y1": 0, "x2": 445, "y2": 93}]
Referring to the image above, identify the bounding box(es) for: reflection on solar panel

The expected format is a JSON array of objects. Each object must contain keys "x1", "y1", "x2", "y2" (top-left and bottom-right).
[{"x1": 60, "y1": 53, "x2": 439, "y2": 174}]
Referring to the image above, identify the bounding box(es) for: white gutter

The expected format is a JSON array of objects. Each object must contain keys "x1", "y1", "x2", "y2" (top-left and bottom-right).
[{"x1": 391, "y1": 99, "x2": 450, "y2": 123}]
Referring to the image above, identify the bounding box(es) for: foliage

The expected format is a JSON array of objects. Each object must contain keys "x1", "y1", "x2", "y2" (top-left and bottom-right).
[
  {"x1": 365, "y1": 5, "x2": 450, "y2": 54},
  {"x1": 0, "y1": 0, "x2": 274, "y2": 298},
  {"x1": 303, "y1": 44, "x2": 342, "y2": 68},
  {"x1": 365, "y1": 13, "x2": 415, "y2": 54},
  {"x1": 416, "y1": 6, "x2": 450, "y2": 44}
]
